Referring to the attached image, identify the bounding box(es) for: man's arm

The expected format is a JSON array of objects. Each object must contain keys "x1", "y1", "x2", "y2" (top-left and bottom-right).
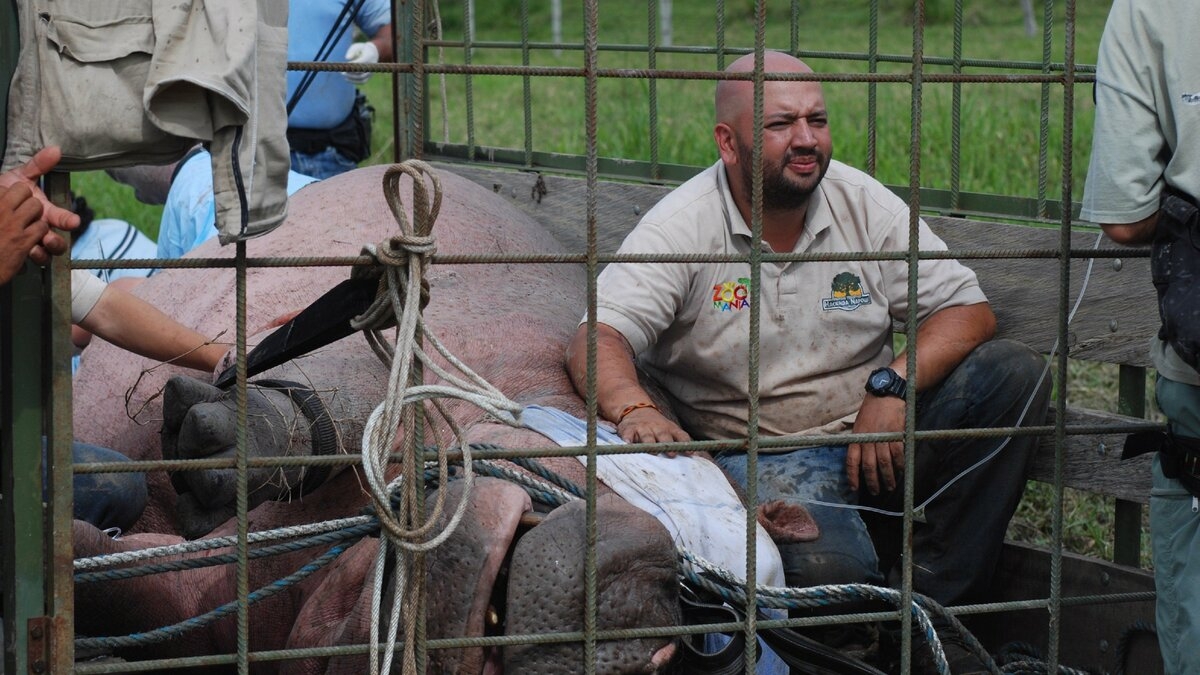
[
  {"x1": 565, "y1": 322, "x2": 690, "y2": 445},
  {"x1": 370, "y1": 23, "x2": 394, "y2": 62},
  {"x1": 846, "y1": 301, "x2": 996, "y2": 494},
  {"x1": 77, "y1": 286, "x2": 229, "y2": 373},
  {"x1": 1101, "y1": 211, "x2": 1158, "y2": 246}
]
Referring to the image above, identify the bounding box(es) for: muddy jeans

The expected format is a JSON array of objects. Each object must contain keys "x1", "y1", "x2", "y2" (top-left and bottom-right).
[
  {"x1": 715, "y1": 339, "x2": 1050, "y2": 607},
  {"x1": 69, "y1": 442, "x2": 148, "y2": 532},
  {"x1": 1150, "y1": 376, "x2": 1200, "y2": 675}
]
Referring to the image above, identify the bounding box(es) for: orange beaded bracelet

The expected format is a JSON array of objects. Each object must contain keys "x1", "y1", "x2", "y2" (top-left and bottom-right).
[{"x1": 617, "y1": 401, "x2": 660, "y2": 422}]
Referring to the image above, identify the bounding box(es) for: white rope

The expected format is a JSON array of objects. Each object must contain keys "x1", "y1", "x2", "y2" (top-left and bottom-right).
[{"x1": 352, "y1": 161, "x2": 523, "y2": 675}]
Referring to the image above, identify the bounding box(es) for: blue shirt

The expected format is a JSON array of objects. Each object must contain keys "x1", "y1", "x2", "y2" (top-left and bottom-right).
[
  {"x1": 157, "y1": 151, "x2": 321, "y2": 259},
  {"x1": 286, "y1": 0, "x2": 391, "y2": 130}
]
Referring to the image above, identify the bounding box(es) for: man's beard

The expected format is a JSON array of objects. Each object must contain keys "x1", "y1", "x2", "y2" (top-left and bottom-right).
[{"x1": 737, "y1": 144, "x2": 830, "y2": 212}]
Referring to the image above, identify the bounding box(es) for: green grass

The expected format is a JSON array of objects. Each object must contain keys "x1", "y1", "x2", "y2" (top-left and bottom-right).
[{"x1": 62, "y1": 0, "x2": 1147, "y2": 566}]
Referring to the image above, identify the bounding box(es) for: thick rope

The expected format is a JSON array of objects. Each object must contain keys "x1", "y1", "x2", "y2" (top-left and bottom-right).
[{"x1": 352, "y1": 161, "x2": 523, "y2": 675}]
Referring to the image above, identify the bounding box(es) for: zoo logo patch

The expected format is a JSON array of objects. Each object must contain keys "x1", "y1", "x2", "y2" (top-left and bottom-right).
[
  {"x1": 712, "y1": 278, "x2": 751, "y2": 311},
  {"x1": 821, "y1": 271, "x2": 872, "y2": 311}
]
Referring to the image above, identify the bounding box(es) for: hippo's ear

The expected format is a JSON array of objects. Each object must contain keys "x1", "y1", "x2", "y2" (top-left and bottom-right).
[{"x1": 162, "y1": 376, "x2": 227, "y2": 437}]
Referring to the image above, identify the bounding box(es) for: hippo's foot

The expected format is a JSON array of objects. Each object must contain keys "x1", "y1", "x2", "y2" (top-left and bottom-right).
[
  {"x1": 758, "y1": 499, "x2": 820, "y2": 543},
  {"x1": 505, "y1": 493, "x2": 680, "y2": 674},
  {"x1": 163, "y1": 376, "x2": 338, "y2": 539}
]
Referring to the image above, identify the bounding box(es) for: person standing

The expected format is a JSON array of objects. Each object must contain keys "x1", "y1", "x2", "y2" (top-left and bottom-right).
[
  {"x1": 286, "y1": 0, "x2": 394, "y2": 179},
  {"x1": 1080, "y1": 1, "x2": 1200, "y2": 672}
]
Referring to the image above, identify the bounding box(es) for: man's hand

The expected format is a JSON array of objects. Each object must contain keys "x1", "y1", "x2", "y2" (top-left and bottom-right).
[
  {"x1": 0, "y1": 184, "x2": 51, "y2": 283},
  {"x1": 342, "y1": 41, "x2": 379, "y2": 84},
  {"x1": 846, "y1": 394, "x2": 906, "y2": 495},
  {"x1": 616, "y1": 406, "x2": 692, "y2": 450},
  {"x1": 0, "y1": 147, "x2": 81, "y2": 269}
]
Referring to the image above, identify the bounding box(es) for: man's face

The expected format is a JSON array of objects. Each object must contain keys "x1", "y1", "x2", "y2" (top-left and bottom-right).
[{"x1": 731, "y1": 80, "x2": 833, "y2": 211}]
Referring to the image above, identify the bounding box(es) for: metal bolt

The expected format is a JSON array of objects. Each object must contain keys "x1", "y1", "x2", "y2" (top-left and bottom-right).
[
  {"x1": 31, "y1": 660, "x2": 46, "y2": 674},
  {"x1": 1111, "y1": 258, "x2": 1123, "y2": 272},
  {"x1": 1098, "y1": 441, "x2": 1107, "y2": 456},
  {"x1": 1099, "y1": 639, "x2": 1110, "y2": 653},
  {"x1": 29, "y1": 625, "x2": 42, "y2": 640},
  {"x1": 1101, "y1": 571, "x2": 1111, "y2": 586},
  {"x1": 634, "y1": 205, "x2": 641, "y2": 215},
  {"x1": 1109, "y1": 319, "x2": 1119, "y2": 333}
]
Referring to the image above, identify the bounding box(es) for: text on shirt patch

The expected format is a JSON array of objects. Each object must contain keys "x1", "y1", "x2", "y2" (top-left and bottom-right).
[
  {"x1": 1182, "y1": 93, "x2": 1200, "y2": 105},
  {"x1": 712, "y1": 278, "x2": 752, "y2": 311},
  {"x1": 821, "y1": 271, "x2": 873, "y2": 311}
]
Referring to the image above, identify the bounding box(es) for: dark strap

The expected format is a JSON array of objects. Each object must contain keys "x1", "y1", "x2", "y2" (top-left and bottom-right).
[{"x1": 250, "y1": 379, "x2": 338, "y2": 494}]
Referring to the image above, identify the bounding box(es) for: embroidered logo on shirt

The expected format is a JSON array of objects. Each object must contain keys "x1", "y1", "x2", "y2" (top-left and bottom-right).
[
  {"x1": 821, "y1": 271, "x2": 872, "y2": 311},
  {"x1": 1183, "y1": 93, "x2": 1200, "y2": 105},
  {"x1": 712, "y1": 278, "x2": 752, "y2": 311}
]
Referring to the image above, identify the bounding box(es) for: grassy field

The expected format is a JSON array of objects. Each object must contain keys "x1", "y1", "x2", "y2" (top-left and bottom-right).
[{"x1": 65, "y1": 1, "x2": 1153, "y2": 565}]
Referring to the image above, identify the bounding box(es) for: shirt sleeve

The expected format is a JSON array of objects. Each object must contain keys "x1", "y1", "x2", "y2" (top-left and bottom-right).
[
  {"x1": 356, "y1": 0, "x2": 392, "y2": 39},
  {"x1": 1080, "y1": 1, "x2": 1166, "y2": 224},
  {"x1": 590, "y1": 219, "x2": 692, "y2": 355},
  {"x1": 876, "y1": 210, "x2": 988, "y2": 324},
  {"x1": 71, "y1": 269, "x2": 108, "y2": 324}
]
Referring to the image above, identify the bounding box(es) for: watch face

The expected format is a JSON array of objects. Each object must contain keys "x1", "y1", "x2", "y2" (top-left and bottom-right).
[{"x1": 869, "y1": 370, "x2": 892, "y2": 391}]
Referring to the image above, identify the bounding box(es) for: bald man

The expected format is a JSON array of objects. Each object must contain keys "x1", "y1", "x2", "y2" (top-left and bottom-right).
[{"x1": 565, "y1": 51, "x2": 1048, "y2": 672}]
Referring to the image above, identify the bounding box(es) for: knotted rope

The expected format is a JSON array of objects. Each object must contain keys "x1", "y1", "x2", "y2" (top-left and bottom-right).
[{"x1": 352, "y1": 161, "x2": 523, "y2": 675}]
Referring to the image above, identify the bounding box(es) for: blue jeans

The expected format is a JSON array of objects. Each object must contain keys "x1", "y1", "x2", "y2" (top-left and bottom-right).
[
  {"x1": 716, "y1": 339, "x2": 1050, "y2": 607},
  {"x1": 70, "y1": 442, "x2": 148, "y2": 532},
  {"x1": 1151, "y1": 376, "x2": 1200, "y2": 675},
  {"x1": 289, "y1": 146, "x2": 359, "y2": 180}
]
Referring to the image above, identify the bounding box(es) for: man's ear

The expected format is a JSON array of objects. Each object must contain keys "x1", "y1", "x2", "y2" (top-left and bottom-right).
[{"x1": 714, "y1": 123, "x2": 738, "y2": 166}]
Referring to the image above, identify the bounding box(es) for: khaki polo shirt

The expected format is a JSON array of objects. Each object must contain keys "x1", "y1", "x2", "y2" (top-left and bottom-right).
[{"x1": 592, "y1": 160, "x2": 987, "y2": 443}]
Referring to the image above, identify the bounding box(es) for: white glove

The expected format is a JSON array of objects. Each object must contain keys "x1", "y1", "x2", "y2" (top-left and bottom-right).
[{"x1": 342, "y1": 41, "x2": 379, "y2": 84}]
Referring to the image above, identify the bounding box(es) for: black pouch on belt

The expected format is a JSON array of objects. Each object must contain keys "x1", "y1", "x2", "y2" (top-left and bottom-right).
[
  {"x1": 327, "y1": 91, "x2": 374, "y2": 163},
  {"x1": 1124, "y1": 429, "x2": 1200, "y2": 498},
  {"x1": 1151, "y1": 187, "x2": 1200, "y2": 369}
]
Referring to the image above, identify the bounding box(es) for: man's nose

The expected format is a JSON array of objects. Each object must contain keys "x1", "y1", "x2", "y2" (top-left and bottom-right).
[{"x1": 790, "y1": 122, "x2": 817, "y2": 148}]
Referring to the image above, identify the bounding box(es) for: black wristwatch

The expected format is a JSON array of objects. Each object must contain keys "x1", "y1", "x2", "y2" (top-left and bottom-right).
[{"x1": 865, "y1": 367, "x2": 907, "y2": 399}]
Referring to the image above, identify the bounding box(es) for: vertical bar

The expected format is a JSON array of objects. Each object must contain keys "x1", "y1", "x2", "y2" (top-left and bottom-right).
[
  {"x1": 45, "y1": 173, "x2": 75, "y2": 674},
  {"x1": 949, "y1": 0, "x2": 962, "y2": 209},
  {"x1": 395, "y1": 0, "x2": 421, "y2": 161},
  {"x1": 521, "y1": 0, "x2": 534, "y2": 167},
  {"x1": 1048, "y1": 0, "x2": 1078, "y2": 670},
  {"x1": 1, "y1": 265, "x2": 45, "y2": 675},
  {"x1": 235, "y1": 242, "x2": 250, "y2": 674},
  {"x1": 647, "y1": 0, "x2": 660, "y2": 180},
  {"x1": 715, "y1": 0, "x2": 726, "y2": 70},
  {"x1": 1113, "y1": 364, "x2": 1146, "y2": 566},
  {"x1": 866, "y1": 0, "x2": 879, "y2": 176},
  {"x1": 582, "y1": 1, "x2": 600, "y2": 671},
  {"x1": 1035, "y1": 0, "x2": 1054, "y2": 217},
  {"x1": 463, "y1": 0, "x2": 476, "y2": 159}
]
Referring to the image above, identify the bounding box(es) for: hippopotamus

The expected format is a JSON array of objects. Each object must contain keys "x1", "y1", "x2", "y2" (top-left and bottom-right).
[
  {"x1": 71, "y1": 163, "x2": 814, "y2": 673},
  {"x1": 68, "y1": 163, "x2": 683, "y2": 672}
]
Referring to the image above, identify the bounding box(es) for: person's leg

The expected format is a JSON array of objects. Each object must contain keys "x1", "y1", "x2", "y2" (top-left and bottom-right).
[
  {"x1": 862, "y1": 338, "x2": 1050, "y2": 606},
  {"x1": 1150, "y1": 376, "x2": 1200, "y2": 675},
  {"x1": 288, "y1": 147, "x2": 358, "y2": 181},
  {"x1": 716, "y1": 446, "x2": 883, "y2": 590},
  {"x1": 72, "y1": 442, "x2": 148, "y2": 532}
]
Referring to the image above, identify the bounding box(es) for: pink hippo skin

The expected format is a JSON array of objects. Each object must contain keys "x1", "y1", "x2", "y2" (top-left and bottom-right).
[{"x1": 70, "y1": 166, "x2": 683, "y2": 674}]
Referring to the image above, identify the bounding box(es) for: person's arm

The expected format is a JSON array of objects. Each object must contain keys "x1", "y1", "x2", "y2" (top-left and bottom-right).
[
  {"x1": 565, "y1": 322, "x2": 691, "y2": 445},
  {"x1": 0, "y1": 147, "x2": 81, "y2": 267},
  {"x1": 1101, "y1": 211, "x2": 1158, "y2": 246},
  {"x1": 76, "y1": 285, "x2": 228, "y2": 372},
  {"x1": 846, "y1": 301, "x2": 996, "y2": 494},
  {"x1": 370, "y1": 23, "x2": 394, "y2": 62}
]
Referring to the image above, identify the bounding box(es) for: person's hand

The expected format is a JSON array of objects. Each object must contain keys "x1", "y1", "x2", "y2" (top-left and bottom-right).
[
  {"x1": 342, "y1": 42, "x2": 379, "y2": 84},
  {"x1": 0, "y1": 184, "x2": 52, "y2": 283},
  {"x1": 845, "y1": 394, "x2": 906, "y2": 495},
  {"x1": 616, "y1": 406, "x2": 692, "y2": 455},
  {"x1": 0, "y1": 146, "x2": 81, "y2": 268}
]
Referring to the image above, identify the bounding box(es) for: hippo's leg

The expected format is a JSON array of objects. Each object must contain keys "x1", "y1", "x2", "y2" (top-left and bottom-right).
[
  {"x1": 504, "y1": 492, "x2": 680, "y2": 674},
  {"x1": 163, "y1": 376, "x2": 335, "y2": 539}
]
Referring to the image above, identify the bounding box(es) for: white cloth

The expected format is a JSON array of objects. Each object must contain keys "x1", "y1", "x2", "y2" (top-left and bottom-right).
[{"x1": 519, "y1": 405, "x2": 786, "y2": 586}]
